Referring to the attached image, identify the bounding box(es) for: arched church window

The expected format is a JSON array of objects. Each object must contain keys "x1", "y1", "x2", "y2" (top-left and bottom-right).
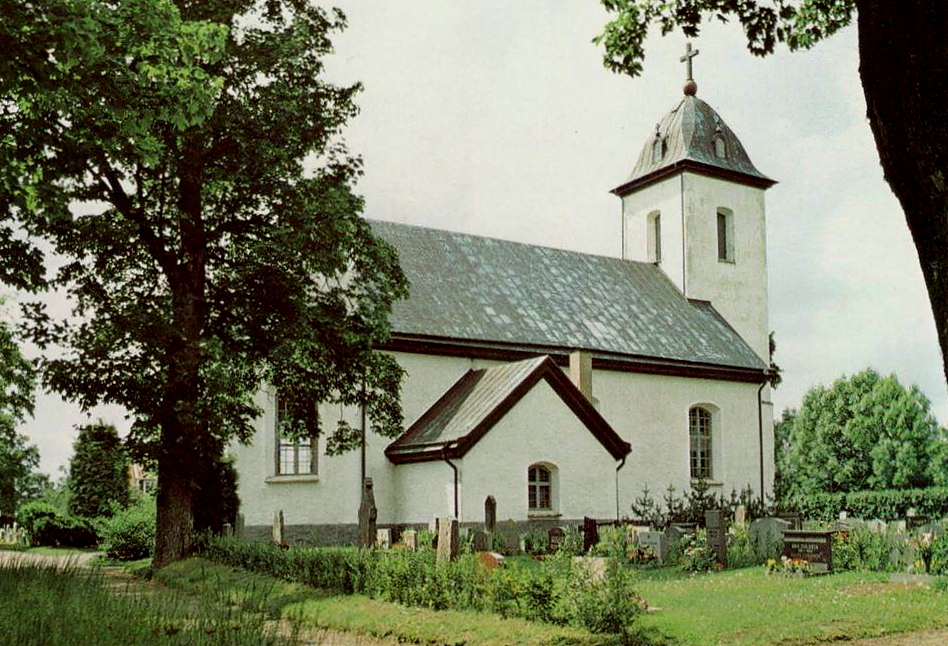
[
  {"x1": 689, "y1": 407, "x2": 712, "y2": 479},
  {"x1": 717, "y1": 208, "x2": 735, "y2": 263},
  {"x1": 647, "y1": 211, "x2": 662, "y2": 263},
  {"x1": 276, "y1": 393, "x2": 318, "y2": 476},
  {"x1": 528, "y1": 464, "x2": 555, "y2": 511}
]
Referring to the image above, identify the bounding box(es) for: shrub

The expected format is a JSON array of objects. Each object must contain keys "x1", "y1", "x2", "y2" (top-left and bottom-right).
[
  {"x1": 792, "y1": 487, "x2": 948, "y2": 522},
  {"x1": 727, "y1": 525, "x2": 759, "y2": 568},
  {"x1": 202, "y1": 536, "x2": 642, "y2": 635},
  {"x1": 678, "y1": 529, "x2": 717, "y2": 572},
  {"x1": 590, "y1": 525, "x2": 635, "y2": 564},
  {"x1": 555, "y1": 525, "x2": 584, "y2": 557},
  {"x1": 98, "y1": 496, "x2": 155, "y2": 560},
  {"x1": 833, "y1": 526, "x2": 912, "y2": 573},
  {"x1": 521, "y1": 530, "x2": 547, "y2": 555},
  {"x1": 15, "y1": 501, "x2": 97, "y2": 547}
]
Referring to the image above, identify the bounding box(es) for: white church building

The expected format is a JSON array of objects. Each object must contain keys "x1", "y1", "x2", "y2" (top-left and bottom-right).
[{"x1": 232, "y1": 74, "x2": 776, "y2": 544}]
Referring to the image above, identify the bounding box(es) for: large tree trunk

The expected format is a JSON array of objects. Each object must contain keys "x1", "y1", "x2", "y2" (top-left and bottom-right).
[
  {"x1": 857, "y1": 1, "x2": 948, "y2": 387},
  {"x1": 152, "y1": 133, "x2": 208, "y2": 568},
  {"x1": 153, "y1": 449, "x2": 193, "y2": 568}
]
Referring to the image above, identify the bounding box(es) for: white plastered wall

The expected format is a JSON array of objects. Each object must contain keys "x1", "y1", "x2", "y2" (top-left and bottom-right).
[
  {"x1": 233, "y1": 350, "x2": 774, "y2": 527},
  {"x1": 392, "y1": 379, "x2": 620, "y2": 524}
]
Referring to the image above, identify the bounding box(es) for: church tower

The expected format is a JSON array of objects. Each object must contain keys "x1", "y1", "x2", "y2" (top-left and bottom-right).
[{"x1": 614, "y1": 45, "x2": 776, "y2": 363}]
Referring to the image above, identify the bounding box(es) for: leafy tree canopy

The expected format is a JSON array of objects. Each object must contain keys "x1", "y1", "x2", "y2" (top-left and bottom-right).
[
  {"x1": 68, "y1": 421, "x2": 130, "y2": 518},
  {"x1": 1, "y1": 0, "x2": 408, "y2": 564},
  {"x1": 780, "y1": 369, "x2": 947, "y2": 498}
]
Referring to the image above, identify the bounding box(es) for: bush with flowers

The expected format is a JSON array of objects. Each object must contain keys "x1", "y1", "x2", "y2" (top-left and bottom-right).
[{"x1": 765, "y1": 555, "x2": 811, "y2": 576}]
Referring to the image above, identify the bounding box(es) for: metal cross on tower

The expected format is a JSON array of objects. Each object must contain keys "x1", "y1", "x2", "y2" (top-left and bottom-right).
[{"x1": 681, "y1": 42, "x2": 699, "y2": 81}]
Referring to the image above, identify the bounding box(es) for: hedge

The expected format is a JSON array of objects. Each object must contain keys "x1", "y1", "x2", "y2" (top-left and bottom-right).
[{"x1": 791, "y1": 487, "x2": 948, "y2": 522}]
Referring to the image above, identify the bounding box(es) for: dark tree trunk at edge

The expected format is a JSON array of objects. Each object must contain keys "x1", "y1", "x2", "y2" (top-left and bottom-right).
[
  {"x1": 857, "y1": 1, "x2": 948, "y2": 388},
  {"x1": 153, "y1": 451, "x2": 194, "y2": 568}
]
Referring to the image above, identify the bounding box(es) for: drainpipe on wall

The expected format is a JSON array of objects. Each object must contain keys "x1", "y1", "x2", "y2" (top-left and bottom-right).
[
  {"x1": 757, "y1": 379, "x2": 767, "y2": 508},
  {"x1": 615, "y1": 456, "x2": 628, "y2": 522},
  {"x1": 441, "y1": 445, "x2": 459, "y2": 519}
]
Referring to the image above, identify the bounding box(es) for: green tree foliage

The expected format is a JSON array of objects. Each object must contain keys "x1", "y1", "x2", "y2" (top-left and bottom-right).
[
  {"x1": 595, "y1": 1, "x2": 948, "y2": 398},
  {"x1": 780, "y1": 369, "x2": 947, "y2": 497},
  {"x1": 68, "y1": 421, "x2": 130, "y2": 518},
  {"x1": 0, "y1": 317, "x2": 42, "y2": 522},
  {"x1": 1, "y1": 1, "x2": 408, "y2": 565}
]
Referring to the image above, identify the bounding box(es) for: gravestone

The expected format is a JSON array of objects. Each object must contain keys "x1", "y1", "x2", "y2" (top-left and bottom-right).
[
  {"x1": 485, "y1": 495, "x2": 497, "y2": 534},
  {"x1": 572, "y1": 556, "x2": 609, "y2": 582},
  {"x1": 705, "y1": 509, "x2": 728, "y2": 568},
  {"x1": 358, "y1": 478, "x2": 377, "y2": 548},
  {"x1": 235, "y1": 513, "x2": 245, "y2": 539},
  {"x1": 664, "y1": 522, "x2": 696, "y2": 546},
  {"x1": 776, "y1": 512, "x2": 803, "y2": 530},
  {"x1": 376, "y1": 528, "x2": 391, "y2": 549},
  {"x1": 403, "y1": 529, "x2": 418, "y2": 550},
  {"x1": 866, "y1": 519, "x2": 887, "y2": 534},
  {"x1": 783, "y1": 530, "x2": 833, "y2": 573},
  {"x1": 472, "y1": 530, "x2": 491, "y2": 552},
  {"x1": 906, "y1": 515, "x2": 931, "y2": 531},
  {"x1": 389, "y1": 524, "x2": 403, "y2": 546},
  {"x1": 748, "y1": 517, "x2": 790, "y2": 561},
  {"x1": 548, "y1": 527, "x2": 565, "y2": 553},
  {"x1": 733, "y1": 505, "x2": 747, "y2": 529},
  {"x1": 582, "y1": 516, "x2": 599, "y2": 554},
  {"x1": 637, "y1": 530, "x2": 667, "y2": 564},
  {"x1": 478, "y1": 551, "x2": 505, "y2": 569},
  {"x1": 272, "y1": 509, "x2": 285, "y2": 544},
  {"x1": 437, "y1": 517, "x2": 459, "y2": 563},
  {"x1": 498, "y1": 520, "x2": 519, "y2": 554}
]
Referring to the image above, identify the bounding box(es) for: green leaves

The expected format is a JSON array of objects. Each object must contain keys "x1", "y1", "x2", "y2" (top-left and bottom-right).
[
  {"x1": 595, "y1": 0, "x2": 857, "y2": 77},
  {"x1": 779, "y1": 369, "x2": 946, "y2": 498}
]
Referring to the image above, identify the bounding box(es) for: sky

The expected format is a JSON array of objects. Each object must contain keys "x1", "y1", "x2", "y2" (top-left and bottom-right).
[{"x1": 15, "y1": 1, "x2": 947, "y2": 477}]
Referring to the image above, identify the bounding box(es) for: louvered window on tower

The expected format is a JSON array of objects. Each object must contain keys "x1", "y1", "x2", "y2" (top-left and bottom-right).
[
  {"x1": 648, "y1": 211, "x2": 662, "y2": 263},
  {"x1": 717, "y1": 208, "x2": 735, "y2": 262}
]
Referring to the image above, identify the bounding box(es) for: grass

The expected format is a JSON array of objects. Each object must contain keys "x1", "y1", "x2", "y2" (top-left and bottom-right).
[
  {"x1": 0, "y1": 558, "x2": 297, "y2": 646},
  {"x1": 633, "y1": 566, "x2": 948, "y2": 645},
  {"x1": 157, "y1": 557, "x2": 632, "y2": 646},
  {"x1": 25, "y1": 546, "x2": 98, "y2": 556}
]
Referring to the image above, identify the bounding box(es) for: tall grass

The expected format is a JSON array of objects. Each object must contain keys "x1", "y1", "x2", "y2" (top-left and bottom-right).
[{"x1": 0, "y1": 559, "x2": 298, "y2": 646}]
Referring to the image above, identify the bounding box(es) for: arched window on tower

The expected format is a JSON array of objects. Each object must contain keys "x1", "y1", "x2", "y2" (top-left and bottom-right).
[
  {"x1": 647, "y1": 211, "x2": 662, "y2": 263},
  {"x1": 717, "y1": 207, "x2": 735, "y2": 263},
  {"x1": 689, "y1": 406, "x2": 712, "y2": 480}
]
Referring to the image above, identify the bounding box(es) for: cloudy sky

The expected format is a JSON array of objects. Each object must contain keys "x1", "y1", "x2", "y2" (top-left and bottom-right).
[{"x1": 18, "y1": 1, "x2": 946, "y2": 476}]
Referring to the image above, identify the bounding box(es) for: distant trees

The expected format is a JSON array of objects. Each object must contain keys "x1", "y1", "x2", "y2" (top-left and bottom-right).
[
  {"x1": 0, "y1": 318, "x2": 42, "y2": 522},
  {"x1": 68, "y1": 422, "x2": 129, "y2": 518},
  {"x1": 777, "y1": 369, "x2": 948, "y2": 498}
]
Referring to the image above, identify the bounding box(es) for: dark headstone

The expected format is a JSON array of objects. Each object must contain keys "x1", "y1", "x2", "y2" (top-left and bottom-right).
[
  {"x1": 582, "y1": 516, "x2": 599, "y2": 554},
  {"x1": 499, "y1": 520, "x2": 519, "y2": 554},
  {"x1": 548, "y1": 527, "x2": 565, "y2": 553},
  {"x1": 783, "y1": 530, "x2": 833, "y2": 573},
  {"x1": 705, "y1": 509, "x2": 728, "y2": 568},
  {"x1": 472, "y1": 529, "x2": 491, "y2": 552},
  {"x1": 907, "y1": 515, "x2": 931, "y2": 531},
  {"x1": 358, "y1": 478, "x2": 377, "y2": 548},
  {"x1": 437, "y1": 517, "x2": 459, "y2": 563},
  {"x1": 485, "y1": 495, "x2": 497, "y2": 534}
]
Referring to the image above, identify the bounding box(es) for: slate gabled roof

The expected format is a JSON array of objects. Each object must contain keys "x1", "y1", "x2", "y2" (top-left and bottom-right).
[
  {"x1": 613, "y1": 95, "x2": 775, "y2": 196},
  {"x1": 370, "y1": 220, "x2": 766, "y2": 374},
  {"x1": 385, "y1": 355, "x2": 631, "y2": 463}
]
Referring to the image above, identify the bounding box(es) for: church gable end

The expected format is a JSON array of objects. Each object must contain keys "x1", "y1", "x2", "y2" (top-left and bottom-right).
[{"x1": 385, "y1": 355, "x2": 631, "y2": 464}]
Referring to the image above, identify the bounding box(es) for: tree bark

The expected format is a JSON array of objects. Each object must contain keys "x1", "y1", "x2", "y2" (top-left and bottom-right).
[
  {"x1": 152, "y1": 133, "x2": 209, "y2": 568},
  {"x1": 856, "y1": 1, "x2": 948, "y2": 388}
]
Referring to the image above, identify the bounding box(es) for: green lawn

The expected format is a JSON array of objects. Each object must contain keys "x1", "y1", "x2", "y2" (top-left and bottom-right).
[{"x1": 634, "y1": 567, "x2": 948, "y2": 646}]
